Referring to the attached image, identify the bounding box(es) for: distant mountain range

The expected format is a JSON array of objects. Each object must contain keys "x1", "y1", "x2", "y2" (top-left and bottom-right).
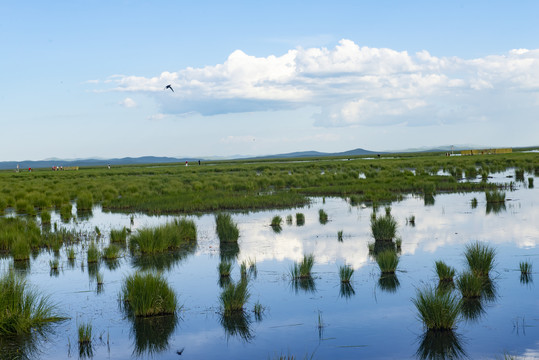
[{"x1": 0, "y1": 145, "x2": 530, "y2": 170}]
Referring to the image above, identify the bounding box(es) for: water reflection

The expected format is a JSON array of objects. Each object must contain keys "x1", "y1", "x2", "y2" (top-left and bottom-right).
[
  {"x1": 12, "y1": 259, "x2": 30, "y2": 273},
  {"x1": 219, "y1": 312, "x2": 253, "y2": 342},
  {"x1": 339, "y1": 282, "x2": 355, "y2": 298},
  {"x1": 520, "y1": 273, "x2": 533, "y2": 285},
  {"x1": 416, "y1": 330, "x2": 466, "y2": 360},
  {"x1": 378, "y1": 274, "x2": 400, "y2": 293},
  {"x1": 131, "y1": 244, "x2": 196, "y2": 272},
  {"x1": 76, "y1": 210, "x2": 93, "y2": 222},
  {"x1": 486, "y1": 202, "x2": 506, "y2": 215},
  {"x1": 79, "y1": 341, "x2": 93, "y2": 359},
  {"x1": 0, "y1": 332, "x2": 43, "y2": 360},
  {"x1": 424, "y1": 194, "x2": 435, "y2": 206},
  {"x1": 220, "y1": 242, "x2": 240, "y2": 262},
  {"x1": 461, "y1": 298, "x2": 485, "y2": 323},
  {"x1": 131, "y1": 315, "x2": 178, "y2": 357},
  {"x1": 291, "y1": 277, "x2": 316, "y2": 294}
]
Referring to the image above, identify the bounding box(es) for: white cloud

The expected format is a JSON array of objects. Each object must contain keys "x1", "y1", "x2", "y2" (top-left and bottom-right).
[
  {"x1": 98, "y1": 40, "x2": 539, "y2": 128},
  {"x1": 119, "y1": 97, "x2": 137, "y2": 108}
]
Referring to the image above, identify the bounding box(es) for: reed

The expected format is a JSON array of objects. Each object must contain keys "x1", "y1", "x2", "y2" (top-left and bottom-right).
[
  {"x1": 339, "y1": 264, "x2": 354, "y2": 283},
  {"x1": 0, "y1": 272, "x2": 65, "y2": 335},
  {"x1": 520, "y1": 261, "x2": 532, "y2": 274},
  {"x1": 318, "y1": 209, "x2": 328, "y2": 224},
  {"x1": 464, "y1": 241, "x2": 496, "y2": 277},
  {"x1": 456, "y1": 271, "x2": 483, "y2": 298},
  {"x1": 215, "y1": 213, "x2": 239, "y2": 243},
  {"x1": 290, "y1": 254, "x2": 315, "y2": 279},
  {"x1": 376, "y1": 250, "x2": 399, "y2": 274},
  {"x1": 120, "y1": 272, "x2": 177, "y2": 317},
  {"x1": 435, "y1": 261, "x2": 456, "y2": 282},
  {"x1": 295, "y1": 213, "x2": 305, "y2": 226},
  {"x1": 412, "y1": 285, "x2": 461, "y2": 330},
  {"x1": 371, "y1": 213, "x2": 397, "y2": 241},
  {"x1": 220, "y1": 279, "x2": 250, "y2": 314}
]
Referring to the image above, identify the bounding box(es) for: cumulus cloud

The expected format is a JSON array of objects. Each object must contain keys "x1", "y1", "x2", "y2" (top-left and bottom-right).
[
  {"x1": 98, "y1": 40, "x2": 539, "y2": 127},
  {"x1": 119, "y1": 97, "x2": 137, "y2": 108}
]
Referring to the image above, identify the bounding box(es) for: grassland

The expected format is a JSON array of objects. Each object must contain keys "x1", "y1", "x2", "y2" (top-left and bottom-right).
[{"x1": 1, "y1": 152, "x2": 535, "y2": 215}]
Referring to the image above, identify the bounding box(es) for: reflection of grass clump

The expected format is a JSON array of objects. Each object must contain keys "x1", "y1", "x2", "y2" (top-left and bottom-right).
[
  {"x1": 412, "y1": 285, "x2": 461, "y2": 330},
  {"x1": 121, "y1": 272, "x2": 177, "y2": 317},
  {"x1": 290, "y1": 254, "x2": 315, "y2": 279},
  {"x1": 295, "y1": 213, "x2": 305, "y2": 226},
  {"x1": 318, "y1": 209, "x2": 328, "y2": 224},
  {"x1": 215, "y1": 213, "x2": 239, "y2": 243},
  {"x1": 485, "y1": 190, "x2": 505, "y2": 203}
]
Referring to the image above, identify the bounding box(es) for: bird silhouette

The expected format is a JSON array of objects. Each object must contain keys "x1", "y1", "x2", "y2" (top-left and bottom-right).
[
  {"x1": 165, "y1": 84, "x2": 174, "y2": 92},
  {"x1": 176, "y1": 347, "x2": 185, "y2": 355}
]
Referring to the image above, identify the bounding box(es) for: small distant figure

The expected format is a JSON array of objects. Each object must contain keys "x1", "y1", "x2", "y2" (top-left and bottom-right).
[
  {"x1": 377, "y1": 154, "x2": 381, "y2": 158},
  {"x1": 198, "y1": 160, "x2": 201, "y2": 165},
  {"x1": 28, "y1": 167, "x2": 32, "y2": 172},
  {"x1": 108, "y1": 164, "x2": 111, "y2": 169},
  {"x1": 185, "y1": 161, "x2": 188, "y2": 167},
  {"x1": 16, "y1": 163, "x2": 19, "y2": 173},
  {"x1": 165, "y1": 84, "x2": 174, "y2": 92}
]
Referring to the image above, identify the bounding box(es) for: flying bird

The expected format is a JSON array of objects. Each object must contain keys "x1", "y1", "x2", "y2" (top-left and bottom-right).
[{"x1": 165, "y1": 84, "x2": 174, "y2": 92}]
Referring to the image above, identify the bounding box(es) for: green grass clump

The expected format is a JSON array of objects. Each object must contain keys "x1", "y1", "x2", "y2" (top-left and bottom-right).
[
  {"x1": 485, "y1": 190, "x2": 505, "y2": 204},
  {"x1": 102, "y1": 244, "x2": 121, "y2": 260},
  {"x1": 87, "y1": 242, "x2": 100, "y2": 263},
  {"x1": 464, "y1": 241, "x2": 496, "y2": 277},
  {"x1": 339, "y1": 265, "x2": 354, "y2": 283},
  {"x1": 59, "y1": 203, "x2": 72, "y2": 222},
  {"x1": 49, "y1": 259, "x2": 59, "y2": 270},
  {"x1": 110, "y1": 227, "x2": 128, "y2": 243},
  {"x1": 220, "y1": 280, "x2": 250, "y2": 314},
  {"x1": 0, "y1": 217, "x2": 42, "y2": 252},
  {"x1": 295, "y1": 213, "x2": 305, "y2": 226},
  {"x1": 529, "y1": 177, "x2": 534, "y2": 188},
  {"x1": 290, "y1": 254, "x2": 315, "y2": 279},
  {"x1": 318, "y1": 209, "x2": 328, "y2": 224},
  {"x1": 376, "y1": 250, "x2": 399, "y2": 274},
  {"x1": 271, "y1": 215, "x2": 282, "y2": 228},
  {"x1": 129, "y1": 219, "x2": 197, "y2": 254},
  {"x1": 371, "y1": 213, "x2": 397, "y2": 241},
  {"x1": 412, "y1": 285, "x2": 461, "y2": 331},
  {"x1": 76, "y1": 192, "x2": 93, "y2": 211},
  {"x1": 215, "y1": 213, "x2": 239, "y2": 243},
  {"x1": 67, "y1": 247, "x2": 76, "y2": 260},
  {"x1": 471, "y1": 197, "x2": 478, "y2": 208},
  {"x1": 285, "y1": 215, "x2": 293, "y2": 225},
  {"x1": 520, "y1": 261, "x2": 532, "y2": 274},
  {"x1": 0, "y1": 272, "x2": 65, "y2": 335},
  {"x1": 456, "y1": 271, "x2": 483, "y2": 298},
  {"x1": 11, "y1": 239, "x2": 31, "y2": 261},
  {"x1": 40, "y1": 210, "x2": 51, "y2": 225},
  {"x1": 120, "y1": 272, "x2": 177, "y2": 317},
  {"x1": 78, "y1": 322, "x2": 92, "y2": 344},
  {"x1": 435, "y1": 261, "x2": 456, "y2": 282},
  {"x1": 219, "y1": 261, "x2": 232, "y2": 277},
  {"x1": 337, "y1": 230, "x2": 343, "y2": 242}
]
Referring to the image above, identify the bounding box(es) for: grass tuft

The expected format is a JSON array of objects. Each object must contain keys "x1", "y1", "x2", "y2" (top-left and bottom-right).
[
  {"x1": 464, "y1": 241, "x2": 496, "y2": 277},
  {"x1": 456, "y1": 271, "x2": 483, "y2": 298},
  {"x1": 295, "y1": 213, "x2": 305, "y2": 226},
  {"x1": 290, "y1": 254, "x2": 315, "y2": 279},
  {"x1": 215, "y1": 213, "x2": 239, "y2": 243},
  {"x1": 318, "y1": 209, "x2": 328, "y2": 224},
  {"x1": 339, "y1": 265, "x2": 354, "y2": 283},
  {"x1": 435, "y1": 261, "x2": 456, "y2": 282},
  {"x1": 220, "y1": 279, "x2": 250, "y2": 315},
  {"x1": 520, "y1": 261, "x2": 532, "y2": 274},
  {"x1": 371, "y1": 213, "x2": 397, "y2": 241},
  {"x1": 412, "y1": 285, "x2": 461, "y2": 330},
  {"x1": 376, "y1": 250, "x2": 399, "y2": 274},
  {"x1": 120, "y1": 272, "x2": 177, "y2": 317}
]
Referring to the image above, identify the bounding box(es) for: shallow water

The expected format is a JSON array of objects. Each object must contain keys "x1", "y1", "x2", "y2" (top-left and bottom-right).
[{"x1": 1, "y1": 170, "x2": 538, "y2": 359}]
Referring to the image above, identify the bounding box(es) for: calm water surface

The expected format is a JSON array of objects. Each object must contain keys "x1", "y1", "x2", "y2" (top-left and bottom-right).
[{"x1": 1, "y1": 171, "x2": 538, "y2": 359}]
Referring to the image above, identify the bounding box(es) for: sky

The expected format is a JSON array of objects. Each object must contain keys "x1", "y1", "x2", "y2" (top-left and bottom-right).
[{"x1": 1, "y1": 1, "x2": 539, "y2": 161}]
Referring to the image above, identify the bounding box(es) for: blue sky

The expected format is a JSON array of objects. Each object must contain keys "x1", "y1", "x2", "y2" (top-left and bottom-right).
[{"x1": 1, "y1": 1, "x2": 539, "y2": 161}]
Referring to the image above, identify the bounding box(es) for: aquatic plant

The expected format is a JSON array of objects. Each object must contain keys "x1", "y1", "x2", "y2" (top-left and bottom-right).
[
  {"x1": 435, "y1": 261, "x2": 456, "y2": 282},
  {"x1": 290, "y1": 254, "x2": 315, "y2": 279},
  {"x1": 407, "y1": 215, "x2": 415, "y2": 226},
  {"x1": 515, "y1": 169, "x2": 525, "y2": 182},
  {"x1": 485, "y1": 190, "x2": 505, "y2": 204},
  {"x1": 339, "y1": 264, "x2": 354, "y2": 283},
  {"x1": 129, "y1": 219, "x2": 197, "y2": 254},
  {"x1": 318, "y1": 209, "x2": 328, "y2": 224},
  {"x1": 0, "y1": 272, "x2": 65, "y2": 335},
  {"x1": 120, "y1": 272, "x2": 178, "y2": 317},
  {"x1": 271, "y1": 215, "x2": 283, "y2": 229},
  {"x1": 11, "y1": 239, "x2": 31, "y2": 261},
  {"x1": 371, "y1": 213, "x2": 397, "y2": 241},
  {"x1": 87, "y1": 242, "x2": 99, "y2": 264},
  {"x1": 378, "y1": 273, "x2": 400, "y2": 293},
  {"x1": 416, "y1": 329, "x2": 466, "y2": 360},
  {"x1": 219, "y1": 261, "x2": 232, "y2": 278},
  {"x1": 40, "y1": 210, "x2": 51, "y2": 225},
  {"x1": 78, "y1": 322, "x2": 92, "y2": 344},
  {"x1": 96, "y1": 272, "x2": 104, "y2": 285},
  {"x1": 295, "y1": 213, "x2": 305, "y2": 226},
  {"x1": 59, "y1": 203, "x2": 72, "y2": 222},
  {"x1": 285, "y1": 215, "x2": 293, "y2": 225},
  {"x1": 76, "y1": 192, "x2": 93, "y2": 211},
  {"x1": 215, "y1": 213, "x2": 239, "y2": 243},
  {"x1": 253, "y1": 301, "x2": 264, "y2": 321},
  {"x1": 220, "y1": 279, "x2": 250, "y2": 314},
  {"x1": 456, "y1": 271, "x2": 483, "y2": 298},
  {"x1": 464, "y1": 241, "x2": 496, "y2": 277},
  {"x1": 110, "y1": 227, "x2": 128, "y2": 243},
  {"x1": 337, "y1": 230, "x2": 343, "y2": 242},
  {"x1": 412, "y1": 285, "x2": 461, "y2": 330},
  {"x1": 67, "y1": 247, "x2": 76, "y2": 260},
  {"x1": 49, "y1": 259, "x2": 59, "y2": 270},
  {"x1": 376, "y1": 250, "x2": 399, "y2": 274},
  {"x1": 529, "y1": 177, "x2": 534, "y2": 188},
  {"x1": 102, "y1": 244, "x2": 120, "y2": 260},
  {"x1": 471, "y1": 197, "x2": 478, "y2": 208},
  {"x1": 520, "y1": 261, "x2": 532, "y2": 274}
]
